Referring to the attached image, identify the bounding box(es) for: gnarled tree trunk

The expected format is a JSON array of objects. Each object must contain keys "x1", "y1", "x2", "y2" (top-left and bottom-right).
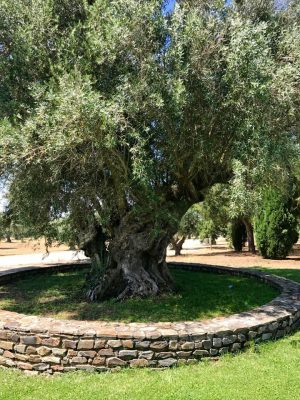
[{"x1": 84, "y1": 217, "x2": 174, "y2": 302}]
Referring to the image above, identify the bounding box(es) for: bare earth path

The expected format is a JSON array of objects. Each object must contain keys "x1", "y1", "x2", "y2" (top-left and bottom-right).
[
  {"x1": 167, "y1": 238, "x2": 300, "y2": 270},
  {"x1": 0, "y1": 237, "x2": 299, "y2": 274}
]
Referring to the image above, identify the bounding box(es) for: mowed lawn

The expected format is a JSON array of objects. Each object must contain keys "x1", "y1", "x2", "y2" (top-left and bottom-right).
[
  {"x1": 0, "y1": 332, "x2": 299, "y2": 400},
  {"x1": 0, "y1": 268, "x2": 278, "y2": 322}
]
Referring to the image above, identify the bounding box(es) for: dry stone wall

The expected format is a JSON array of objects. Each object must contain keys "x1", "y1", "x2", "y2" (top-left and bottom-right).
[{"x1": 0, "y1": 262, "x2": 299, "y2": 375}]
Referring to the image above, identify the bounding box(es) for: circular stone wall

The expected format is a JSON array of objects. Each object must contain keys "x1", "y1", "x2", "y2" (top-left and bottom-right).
[{"x1": 0, "y1": 262, "x2": 299, "y2": 374}]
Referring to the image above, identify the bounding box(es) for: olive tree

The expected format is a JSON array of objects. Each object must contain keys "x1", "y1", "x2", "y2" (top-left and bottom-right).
[{"x1": 0, "y1": 0, "x2": 299, "y2": 300}]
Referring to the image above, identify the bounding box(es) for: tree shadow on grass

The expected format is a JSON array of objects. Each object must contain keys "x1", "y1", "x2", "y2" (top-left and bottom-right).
[{"x1": 0, "y1": 268, "x2": 279, "y2": 323}]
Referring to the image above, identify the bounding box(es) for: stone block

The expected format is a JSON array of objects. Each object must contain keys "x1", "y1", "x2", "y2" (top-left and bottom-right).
[
  {"x1": 71, "y1": 356, "x2": 87, "y2": 364},
  {"x1": 135, "y1": 341, "x2": 150, "y2": 350},
  {"x1": 202, "y1": 340, "x2": 212, "y2": 350},
  {"x1": 158, "y1": 358, "x2": 177, "y2": 367},
  {"x1": 92, "y1": 357, "x2": 106, "y2": 366},
  {"x1": 0, "y1": 341, "x2": 14, "y2": 351},
  {"x1": 150, "y1": 341, "x2": 168, "y2": 351},
  {"x1": 222, "y1": 335, "x2": 237, "y2": 346},
  {"x1": 118, "y1": 350, "x2": 138, "y2": 360},
  {"x1": 78, "y1": 340, "x2": 94, "y2": 350},
  {"x1": 193, "y1": 350, "x2": 209, "y2": 357},
  {"x1": 181, "y1": 342, "x2": 194, "y2": 350},
  {"x1": 14, "y1": 344, "x2": 26, "y2": 354},
  {"x1": 139, "y1": 351, "x2": 154, "y2": 360},
  {"x1": 78, "y1": 351, "x2": 97, "y2": 358},
  {"x1": 63, "y1": 340, "x2": 78, "y2": 349},
  {"x1": 41, "y1": 337, "x2": 61, "y2": 347},
  {"x1": 98, "y1": 348, "x2": 114, "y2": 357},
  {"x1": 106, "y1": 357, "x2": 127, "y2": 367},
  {"x1": 94, "y1": 340, "x2": 106, "y2": 349},
  {"x1": 37, "y1": 346, "x2": 52, "y2": 356},
  {"x1": 212, "y1": 338, "x2": 222, "y2": 348},
  {"x1": 107, "y1": 340, "x2": 122, "y2": 349},
  {"x1": 122, "y1": 340, "x2": 134, "y2": 349},
  {"x1": 130, "y1": 359, "x2": 149, "y2": 368}
]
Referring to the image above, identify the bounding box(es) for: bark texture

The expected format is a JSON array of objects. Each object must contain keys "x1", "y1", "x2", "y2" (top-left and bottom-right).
[
  {"x1": 243, "y1": 218, "x2": 256, "y2": 253},
  {"x1": 170, "y1": 235, "x2": 186, "y2": 256},
  {"x1": 84, "y1": 218, "x2": 174, "y2": 301}
]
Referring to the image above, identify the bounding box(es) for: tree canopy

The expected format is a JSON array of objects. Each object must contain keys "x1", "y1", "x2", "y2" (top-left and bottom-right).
[{"x1": 0, "y1": 0, "x2": 299, "y2": 299}]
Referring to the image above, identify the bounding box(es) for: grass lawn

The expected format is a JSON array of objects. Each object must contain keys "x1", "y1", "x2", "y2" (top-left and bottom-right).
[
  {"x1": 0, "y1": 268, "x2": 278, "y2": 322},
  {"x1": 0, "y1": 331, "x2": 299, "y2": 400}
]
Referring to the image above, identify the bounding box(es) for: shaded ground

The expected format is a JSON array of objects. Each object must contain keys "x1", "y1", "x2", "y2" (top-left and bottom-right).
[
  {"x1": 0, "y1": 268, "x2": 277, "y2": 322},
  {"x1": 167, "y1": 238, "x2": 300, "y2": 270}
]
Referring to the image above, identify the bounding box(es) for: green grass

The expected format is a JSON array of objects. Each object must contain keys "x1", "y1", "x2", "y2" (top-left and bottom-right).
[
  {"x1": 0, "y1": 268, "x2": 278, "y2": 322},
  {"x1": 1, "y1": 332, "x2": 300, "y2": 400}
]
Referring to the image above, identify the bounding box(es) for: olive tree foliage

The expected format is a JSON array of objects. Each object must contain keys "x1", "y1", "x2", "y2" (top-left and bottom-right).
[{"x1": 0, "y1": 0, "x2": 299, "y2": 300}]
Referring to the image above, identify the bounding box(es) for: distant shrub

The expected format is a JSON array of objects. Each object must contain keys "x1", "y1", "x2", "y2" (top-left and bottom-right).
[
  {"x1": 255, "y1": 189, "x2": 298, "y2": 259},
  {"x1": 231, "y1": 220, "x2": 247, "y2": 252}
]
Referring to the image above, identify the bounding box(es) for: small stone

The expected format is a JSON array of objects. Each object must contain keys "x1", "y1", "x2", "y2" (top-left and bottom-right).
[
  {"x1": 222, "y1": 336, "x2": 237, "y2": 346},
  {"x1": 92, "y1": 357, "x2": 106, "y2": 366},
  {"x1": 139, "y1": 351, "x2": 154, "y2": 360},
  {"x1": 194, "y1": 341, "x2": 203, "y2": 349},
  {"x1": 130, "y1": 359, "x2": 149, "y2": 368},
  {"x1": 15, "y1": 345, "x2": 26, "y2": 354},
  {"x1": 231, "y1": 343, "x2": 241, "y2": 352},
  {"x1": 71, "y1": 356, "x2": 87, "y2": 364},
  {"x1": 262, "y1": 333, "x2": 273, "y2": 341},
  {"x1": 63, "y1": 340, "x2": 78, "y2": 349},
  {"x1": 26, "y1": 346, "x2": 37, "y2": 355},
  {"x1": 42, "y1": 356, "x2": 61, "y2": 364},
  {"x1": 78, "y1": 340, "x2": 94, "y2": 350},
  {"x1": 169, "y1": 341, "x2": 179, "y2": 351},
  {"x1": 158, "y1": 358, "x2": 177, "y2": 367},
  {"x1": 15, "y1": 353, "x2": 29, "y2": 362},
  {"x1": 156, "y1": 352, "x2": 174, "y2": 359},
  {"x1": 210, "y1": 348, "x2": 219, "y2": 356},
  {"x1": 107, "y1": 340, "x2": 122, "y2": 349},
  {"x1": 177, "y1": 351, "x2": 192, "y2": 358},
  {"x1": 37, "y1": 346, "x2": 52, "y2": 356},
  {"x1": 202, "y1": 340, "x2": 212, "y2": 350},
  {"x1": 238, "y1": 334, "x2": 247, "y2": 343},
  {"x1": 3, "y1": 350, "x2": 15, "y2": 359},
  {"x1": 276, "y1": 330, "x2": 285, "y2": 339},
  {"x1": 135, "y1": 341, "x2": 150, "y2": 350},
  {"x1": 94, "y1": 340, "x2": 106, "y2": 349},
  {"x1": 21, "y1": 336, "x2": 39, "y2": 346},
  {"x1": 33, "y1": 363, "x2": 50, "y2": 372},
  {"x1": 248, "y1": 331, "x2": 257, "y2": 340},
  {"x1": 0, "y1": 341, "x2": 14, "y2": 350},
  {"x1": 193, "y1": 350, "x2": 209, "y2": 357},
  {"x1": 29, "y1": 355, "x2": 42, "y2": 363},
  {"x1": 17, "y1": 362, "x2": 33, "y2": 370},
  {"x1": 212, "y1": 338, "x2": 222, "y2": 348},
  {"x1": 76, "y1": 365, "x2": 95, "y2": 372},
  {"x1": 118, "y1": 350, "x2": 138, "y2": 360},
  {"x1": 52, "y1": 348, "x2": 67, "y2": 357},
  {"x1": 258, "y1": 326, "x2": 267, "y2": 334},
  {"x1": 106, "y1": 357, "x2": 127, "y2": 367},
  {"x1": 5, "y1": 359, "x2": 16, "y2": 367},
  {"x1": 67, "y1": 350, "x2": 77, "y2": 357},
  {"x1": 98, "y1": 348, "x2": 114, "y2": 357},
  {"x1": 122, "y1": 340, "x2": 134, "y2": 349},
  {"x1": 41, "y1": 337, "x2": 61, "y2": 347},
  {"x1": 52, "y1": 365, "x2": 64, "y2": 372},
  {"x1": 268, "y1": 322, "x2": 279, "y2": 332},
  {"x1": 150, "y1": 341, "x2": 168, "y2": 351},
  {"x1": 181, "y1": 342, "x2": 194, "y2": 350},
  {"x1": 78, "y1": 350, "x2": 97, "y2": 358}
]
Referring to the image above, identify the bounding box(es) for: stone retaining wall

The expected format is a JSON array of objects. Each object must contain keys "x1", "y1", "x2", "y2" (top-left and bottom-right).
[{"x1": 0, "y1": 262, "x2": 300, "y2": 375}]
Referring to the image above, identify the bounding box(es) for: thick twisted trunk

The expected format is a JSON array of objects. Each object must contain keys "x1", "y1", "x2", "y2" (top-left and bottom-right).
[{"x1": 85, "y1": 218, "x2": 174, "y2": 301}]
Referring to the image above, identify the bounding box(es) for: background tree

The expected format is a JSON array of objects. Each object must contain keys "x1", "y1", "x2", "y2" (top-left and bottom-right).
[
  {"x1": 255, "y1": 188, "x2": 299, "y2": 259},
  {"x1": 0, "y1": 0, "x2": 299, "y2": 300}
]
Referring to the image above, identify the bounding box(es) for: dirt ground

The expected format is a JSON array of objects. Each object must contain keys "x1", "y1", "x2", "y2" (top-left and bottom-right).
[
  {"x1": 1, "y1": 237, "x2": 300, "y2": 270},
  {"x1": 0, "y1": 239, "x2": 69, "y2": 256},
  {"x1": 167, "y1": 238, "x2": 300, "y2": 270}
]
